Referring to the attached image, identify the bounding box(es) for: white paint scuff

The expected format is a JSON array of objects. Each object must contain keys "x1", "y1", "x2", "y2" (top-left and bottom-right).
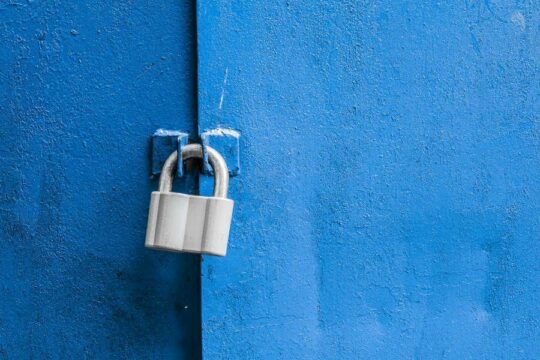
[
  {"x1": 218, "y1": 67, "x2": 229, "y2": 110},
  {"x1": 511, "y1": 11, "x2": 526, "y2": 31}
]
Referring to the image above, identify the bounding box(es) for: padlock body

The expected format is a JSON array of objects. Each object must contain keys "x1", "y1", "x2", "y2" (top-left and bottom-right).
[{"x1": 145, "y1": 191, "x2": 234, "y2": 256}]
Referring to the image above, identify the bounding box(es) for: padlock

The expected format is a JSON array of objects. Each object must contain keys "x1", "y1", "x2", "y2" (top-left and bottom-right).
[{"x1": 145, "y1": 144, "x2": 234, "y2": 256}]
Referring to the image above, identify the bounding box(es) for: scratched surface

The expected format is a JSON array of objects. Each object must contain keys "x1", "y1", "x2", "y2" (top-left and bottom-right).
[
  {"x1": 0, "y1": 1, "x2": 200, "y2": 358},
  {"x1": 198, "y1": 1, "x2": 540, "y2": 358}
]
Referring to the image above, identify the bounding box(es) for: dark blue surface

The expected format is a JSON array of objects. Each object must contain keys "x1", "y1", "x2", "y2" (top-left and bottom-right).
[
  {"x1": 198, "y1": 1, "x2": 540, "y2": 358},
  {"x1": 0, "y1": 1, "x2": 200, "y2": 358}
]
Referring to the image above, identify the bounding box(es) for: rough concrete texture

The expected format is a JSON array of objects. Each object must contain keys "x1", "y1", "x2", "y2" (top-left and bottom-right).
[
  {"x1": 0, "y1": 1, "x2": 200, "y2": 358},
  {"x1": 198, "y1": 1, "x2": 540, "y2": 359}
]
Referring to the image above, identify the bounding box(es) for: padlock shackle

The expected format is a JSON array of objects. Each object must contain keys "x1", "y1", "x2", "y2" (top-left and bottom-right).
[{"x1": 158, "y1": 144, "x2": 229, "y2": 198}]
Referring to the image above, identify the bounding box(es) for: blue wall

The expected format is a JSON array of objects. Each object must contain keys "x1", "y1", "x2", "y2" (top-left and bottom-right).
[
  {"x1": 0, "y1": 1, "x2": 200, "y2": 358},
  {"x1": 198, "y1": 1, "x2": 540, "y2": 358}
]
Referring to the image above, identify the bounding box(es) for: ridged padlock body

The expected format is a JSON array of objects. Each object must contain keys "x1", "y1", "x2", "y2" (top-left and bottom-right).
[{"x1": 145, "y1": 191, "x2": 234, "y2": 256}]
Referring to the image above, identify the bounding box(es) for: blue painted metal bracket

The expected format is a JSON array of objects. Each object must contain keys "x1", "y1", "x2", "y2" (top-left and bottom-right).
[
  {"x1": 151, "y1": 128, "x2": 240, "y2": 178},
  {"x1": 201, "y1": 128, "x2": 241, "y2": 177},
  {"x1": 151, "y1": 129, "x2": 188, "y2": 177}
]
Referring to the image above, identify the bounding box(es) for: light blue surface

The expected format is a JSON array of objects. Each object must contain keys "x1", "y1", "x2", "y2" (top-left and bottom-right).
[
  {"x1": 0, "y1": 1, "x2": 200, "y2": 358},
  {"x1": 198, "y1": 1, "x2": 540, "y2": 358}
]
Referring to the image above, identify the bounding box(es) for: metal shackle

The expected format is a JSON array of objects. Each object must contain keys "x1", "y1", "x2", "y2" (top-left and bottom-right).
[{"x1": 158, "y1": 144, "x2": 229, "y2": 198}]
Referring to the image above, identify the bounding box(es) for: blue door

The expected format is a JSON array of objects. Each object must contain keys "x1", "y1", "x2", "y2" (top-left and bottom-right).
[
  {"x1": 2, "y1": 1, "x2": 540, "y2": 359},
  {"x1": 1, "y1": 2, "x2": 200, "y2": 358},
  {"x1": 198, "y1": 1, "x2": 540, "y2": 359}
]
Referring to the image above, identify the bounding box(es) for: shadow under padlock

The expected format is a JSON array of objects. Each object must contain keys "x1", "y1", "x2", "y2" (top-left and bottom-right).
[{"x1": 145, "y1": 144, "x2": 234, "y2": 256}]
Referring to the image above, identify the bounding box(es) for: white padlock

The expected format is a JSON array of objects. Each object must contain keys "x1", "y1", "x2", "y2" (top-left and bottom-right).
[{"x1": 145, "y1": 144, "x2": 234, "y2": 256}]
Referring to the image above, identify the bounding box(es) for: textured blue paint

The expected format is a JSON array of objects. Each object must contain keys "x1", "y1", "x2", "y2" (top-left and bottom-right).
[
  {"x1": 0, "y1": 1, "x2": 200, "y2": 358},
  {"x1": 198, "y1": 1, "x2": 540, "y2": 358}
]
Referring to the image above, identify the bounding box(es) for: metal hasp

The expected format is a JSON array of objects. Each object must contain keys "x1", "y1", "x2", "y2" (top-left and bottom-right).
[
  {"x1": 151, "y1": 128, "x2": 240, "y2": 177},
  {"x1": 145, "y1": 144, "x2": 234, "y2": 256},
  {"x1": 151, "y1": 129, "x2": 189, "y2": 177},
  {"x1": 201, "y1": 128, "x2": 241, "y2": 176}
]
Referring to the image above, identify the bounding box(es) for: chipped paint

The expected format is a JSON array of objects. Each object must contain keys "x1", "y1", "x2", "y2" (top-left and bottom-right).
[{"x1": 202, "y1": 127, "x2": 240, "y2": 138}]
